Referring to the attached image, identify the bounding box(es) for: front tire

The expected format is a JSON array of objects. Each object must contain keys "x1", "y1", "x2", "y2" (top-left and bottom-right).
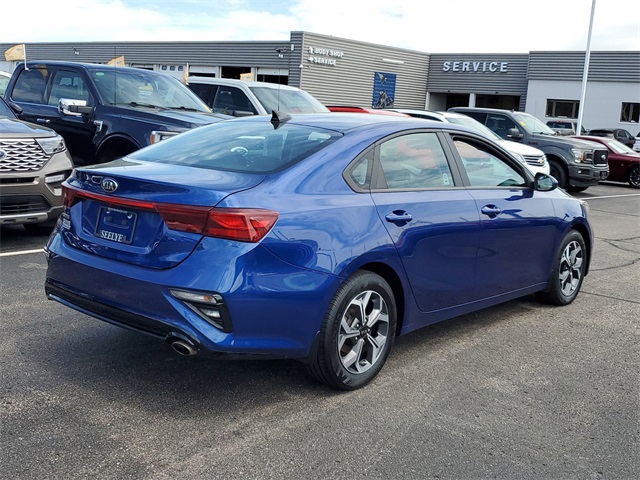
[
  {"x1": 627, "y1": 165, "x2": 640, "y2": 188},
  {"x1": 549, "y1": 160, "x2": 568, "y2": 189},
  {"x1": 537, "y1": 230, "x2": 587, "y2": 306},
  {"x1": 306, "y1": 271, "x2": 397, "y2": 390}
]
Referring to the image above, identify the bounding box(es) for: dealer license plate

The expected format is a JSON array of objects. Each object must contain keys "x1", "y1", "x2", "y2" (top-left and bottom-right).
[{"x1": 95, "y1": 207, "x2": 137, "y2": 244}]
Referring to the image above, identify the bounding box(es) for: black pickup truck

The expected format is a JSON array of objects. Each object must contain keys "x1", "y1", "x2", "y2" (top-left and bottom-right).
[
  {"x1": 449, "y1": 107, "x2": 609, "y2": 191},
  {"x1": 4, "y1": 61, "x2": 230, "y2": 165}
]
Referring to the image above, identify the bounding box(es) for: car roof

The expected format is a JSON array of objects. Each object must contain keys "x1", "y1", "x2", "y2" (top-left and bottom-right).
[
  {"x1": 228, "y1": 112, "x2": 474, "y2": 135},
  {"x1": 22, "y1": 60, "x2": 171, "y2": 76},
  {"x1": 187, "y1": 77, "x2": 303, "y2": 91}
]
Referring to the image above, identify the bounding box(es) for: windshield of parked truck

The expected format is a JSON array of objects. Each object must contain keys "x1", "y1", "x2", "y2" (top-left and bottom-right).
[
  {"x1": 512, "y1": 112, "x2": 557, "y2": 135},
  {"x1": 249, "y1": 86, "x2": 329, "y2": 114},
  {"x1": 91, "y1": 68, "x2": 212, "y2": 112}
]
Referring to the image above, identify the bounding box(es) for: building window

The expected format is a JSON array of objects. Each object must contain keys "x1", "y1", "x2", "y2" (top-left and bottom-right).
[
  {"x1": 621, "y1": 103, "x2": 640, "y2": 123},
  {"x1": 546, "y1": 99, "x2": 580, "y2": 118}
]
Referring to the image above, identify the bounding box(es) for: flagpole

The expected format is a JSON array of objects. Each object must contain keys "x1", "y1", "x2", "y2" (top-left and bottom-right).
[{"x1": 577, "y1": 0, "x2": 596, "y2": 135}]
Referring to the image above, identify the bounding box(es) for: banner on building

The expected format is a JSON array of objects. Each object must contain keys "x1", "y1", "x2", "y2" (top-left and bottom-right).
[{"x1": 372, "y1": 72, "x2": 396, "y2": 109}]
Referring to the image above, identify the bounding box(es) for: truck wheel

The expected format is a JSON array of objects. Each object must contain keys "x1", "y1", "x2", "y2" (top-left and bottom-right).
[
  {"x1": 306, "y1": 271, "x2": 397, "y2": 390},
  {"x1": 548, "y1": 160, "x2": 568, "y2": 189},
  {"x1": 627, "y1": 165, "x2": 640, "y2": 188}
]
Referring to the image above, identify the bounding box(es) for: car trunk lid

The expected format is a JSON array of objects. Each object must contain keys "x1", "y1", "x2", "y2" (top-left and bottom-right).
[{"x1": 61, "y1": 159, "x2": 267, "y2": 268}]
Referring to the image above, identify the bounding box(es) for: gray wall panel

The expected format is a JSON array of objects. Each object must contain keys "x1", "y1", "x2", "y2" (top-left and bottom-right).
[
  {"x1": 298, "y1": 32, "x2": 429, "y2": 109},
  {"x1": 528, "y1": 51, "x2": 640, "y2": 82}
]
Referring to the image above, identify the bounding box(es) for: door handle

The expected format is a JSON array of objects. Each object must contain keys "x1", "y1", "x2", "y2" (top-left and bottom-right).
[
  {"x1": 36, "y1": 118, "x2": 51, "y2": 124},
  {"x1": 481, "y1": 205, "x2": 502, "y2": 218},
  {"x1": 385, "y1": 211, "x2": 413, "y2": 225}
]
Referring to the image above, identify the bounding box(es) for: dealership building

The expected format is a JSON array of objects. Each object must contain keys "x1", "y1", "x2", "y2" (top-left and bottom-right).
[{"x1": 2, "y1": 31, "x2": 639, "y2": 131}]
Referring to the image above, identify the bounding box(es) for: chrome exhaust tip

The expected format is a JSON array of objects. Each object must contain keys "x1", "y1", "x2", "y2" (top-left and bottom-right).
[{"x1": 168, "y1": 338, "x2": 197, "y2": 356}]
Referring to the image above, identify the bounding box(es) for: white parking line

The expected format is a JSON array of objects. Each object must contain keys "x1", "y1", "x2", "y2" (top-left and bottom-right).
[
  {"x1": 583, "y1": 193, "x2": 640, "y2": 200},
  {"x1": 0, "y1": 248, "x2": 45, "y2": 257}
]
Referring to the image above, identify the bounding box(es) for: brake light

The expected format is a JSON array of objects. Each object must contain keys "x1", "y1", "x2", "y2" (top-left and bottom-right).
[
  {"x1": 63, "y1": 185, "x2": 278, "y2": 243},
  {"x1": 204, "y1": 209, "x2": 279, "y2": 242}
]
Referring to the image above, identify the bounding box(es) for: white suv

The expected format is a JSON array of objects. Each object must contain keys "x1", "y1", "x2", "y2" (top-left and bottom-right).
[
  {"x1": 186, "y1": 77, "x2": 329, "y2": 117},
  {"x1": 392, "y1": 109, "x2": 550, "y2": 176}
]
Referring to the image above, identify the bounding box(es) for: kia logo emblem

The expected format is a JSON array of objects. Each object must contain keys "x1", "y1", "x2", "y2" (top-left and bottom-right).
[{"x1": 101, "y1": 178, "x2": 119, "y2": 193}]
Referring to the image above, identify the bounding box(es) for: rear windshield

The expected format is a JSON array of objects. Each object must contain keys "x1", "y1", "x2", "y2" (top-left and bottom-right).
[{"x1": 129, "y1": 120, "x2": 342, "y2": 173}]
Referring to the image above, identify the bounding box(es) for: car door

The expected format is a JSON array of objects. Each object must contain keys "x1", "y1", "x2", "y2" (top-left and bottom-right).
[
  {"x1": 446, "y1": 133, "x2": 560, "y2": 298},
  {"x1": 45, "y1": 67, "x2": 97, "y2": 163},
  {"x1": 367, "y1": 131, "x2": 483, "y2": 313}
]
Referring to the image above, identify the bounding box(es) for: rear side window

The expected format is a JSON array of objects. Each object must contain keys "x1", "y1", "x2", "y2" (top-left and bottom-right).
[
  {"x1": 129, "y1": 120, "x2": 342, "y2": 173},
  {"x1": 378, "y1": 133, "x2": 453, "y2": 189},
  {"x1": 11, "y1": 67, "x2": 49, "y2": 104}
]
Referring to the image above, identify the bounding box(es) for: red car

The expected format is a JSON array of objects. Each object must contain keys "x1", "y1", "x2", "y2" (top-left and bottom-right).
[
  {"x1": 575, "y1": 135, "x2": 640, "y2": 188},
  {"x1": 327, "y1": 106, "x2": 410, "y2": 116}
]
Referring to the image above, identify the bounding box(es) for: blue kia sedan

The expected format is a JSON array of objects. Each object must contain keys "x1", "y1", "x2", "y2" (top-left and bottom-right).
[{"x1": 44, "y1": 112, "x2": 592, "y2": 390}]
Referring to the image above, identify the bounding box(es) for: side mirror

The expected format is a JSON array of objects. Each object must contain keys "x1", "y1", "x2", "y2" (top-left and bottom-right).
[
  {"x1": 507, "y1": 127, "x2": 523, "y2": 139},
  {"x1": 534, "y1": 173, "x2": 558, "y2": 192},
  {"x1": 9, "y1": 102, "x2": 23, "y2": 115},
  {"x1": 59, "y1": 98, "x2": 93, "y2": 117}
]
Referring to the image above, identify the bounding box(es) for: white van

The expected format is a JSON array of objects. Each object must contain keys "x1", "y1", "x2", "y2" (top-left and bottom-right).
[{"x1": 186, "y1": 77, "x2": 329, "y2": 117}]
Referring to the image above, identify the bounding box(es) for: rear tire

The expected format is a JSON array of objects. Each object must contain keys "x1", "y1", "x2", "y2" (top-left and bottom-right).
[
  {"x1": 627, "y1": 165, "x2": 640, "y2": 188},
  {"x1": 306, "y1": 271, "x2": 397, "y2": 390},
  {"x1": 536, "y1": 230, "x2": 586, "y2": 306}
]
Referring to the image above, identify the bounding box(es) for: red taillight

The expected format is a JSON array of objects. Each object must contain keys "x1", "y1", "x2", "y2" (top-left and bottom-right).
[
  {"x1": 204, "y1": 209, "x2": 279, "y2": 242},
  {"x1": 155, "y1": 204, "x2": 211, "y2": 235},
  {"x1": 63, "y1": 185, "x2": 278, "y2": 243},
  {"x1": 62, "y1": 185, "x2": 76, "y2": 207}
]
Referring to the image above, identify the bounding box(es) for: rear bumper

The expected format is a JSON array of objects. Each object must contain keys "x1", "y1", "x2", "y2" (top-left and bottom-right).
[{"x1": 44, "y1": 232, "x2": 339, "y2": 359}]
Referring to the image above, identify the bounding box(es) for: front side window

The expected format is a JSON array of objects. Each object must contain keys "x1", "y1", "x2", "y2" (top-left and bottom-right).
[
  {"x1": 378, "y1": 133, "x2": 453, "y2": 190},
  {"x1": 48, "y1": 69, "x2": 92, "y2": 106},
  {"x1": 620, "y1": 103, "x2": 639, "y2": 123},
  {"x1": 452, "y1": 138, "x2": 526, "y2": 187},
  {"x1": 486, "y1": 114, "x2": 518, "y2": 139}
]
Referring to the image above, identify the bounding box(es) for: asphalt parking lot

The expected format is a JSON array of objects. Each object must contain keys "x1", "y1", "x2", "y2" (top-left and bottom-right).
[{"x1": 1, "y1": 181, "x2": 638, "y2": 480}]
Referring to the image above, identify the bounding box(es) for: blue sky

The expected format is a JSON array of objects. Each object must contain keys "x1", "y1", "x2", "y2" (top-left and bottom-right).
[{"x1": 2, "y1": 0, "x2": 639, "y2": 53}]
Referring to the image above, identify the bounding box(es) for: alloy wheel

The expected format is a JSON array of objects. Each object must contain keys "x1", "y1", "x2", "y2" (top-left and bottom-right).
[
  {"x1": 337, "y1": 290, "x2": 390, "y2": 374},
  {"x1": 559, "y1": 240, "x2": 583, "y2": 296}
]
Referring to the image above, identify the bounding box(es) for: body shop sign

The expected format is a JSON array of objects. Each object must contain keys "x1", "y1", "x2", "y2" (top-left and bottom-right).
[{"x1": 443, "y1": 61, "x2": 508, "y2": 73}]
